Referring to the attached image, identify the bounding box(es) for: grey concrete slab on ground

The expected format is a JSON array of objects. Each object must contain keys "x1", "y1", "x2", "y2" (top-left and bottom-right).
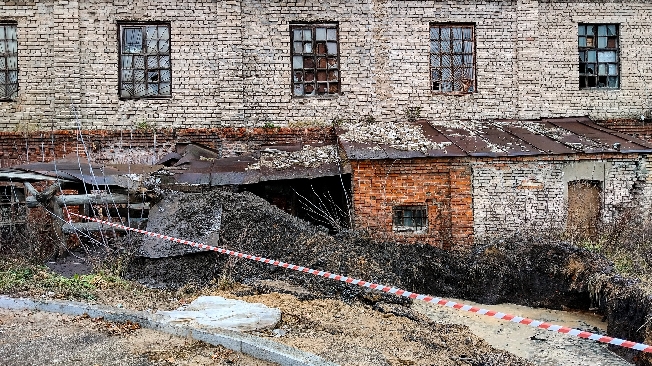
[{"x1": 0, "y1": 295, "x2": 337, "y2": 366}]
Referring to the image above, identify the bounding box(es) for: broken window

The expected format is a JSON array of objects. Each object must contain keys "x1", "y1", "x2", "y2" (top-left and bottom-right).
[
  {"x1": 393, "y1": 206, "x2": 427, "y2": 233},
  {"x1": 430, "y1": 24, "x2": 475, "y2": 93},
  {"x1": 290, "y1": 23, "x2": 340, "y2": 97},
  {"x1": 567, "y1": 180, "x2": 601, "y2": 240},
  {"x1": 0, "y1": 23, "x2": 18, "y2": 101},
  {"x1": 119, "y1": 23, "x2": 171, "y2": 99},
  {"x1": 579, "y1": 24, "x2": 619, "y2": 89}
]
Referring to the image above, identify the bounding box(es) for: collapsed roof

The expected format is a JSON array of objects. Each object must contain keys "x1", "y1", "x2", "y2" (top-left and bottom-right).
[{"x1": 337, "y1": 117, "x2": 652, "y2": 159}]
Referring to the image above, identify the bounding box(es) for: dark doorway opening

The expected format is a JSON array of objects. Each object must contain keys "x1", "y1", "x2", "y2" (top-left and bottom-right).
[{"x1": 242, "y1": 174, "x2": 352, "y2": 233}]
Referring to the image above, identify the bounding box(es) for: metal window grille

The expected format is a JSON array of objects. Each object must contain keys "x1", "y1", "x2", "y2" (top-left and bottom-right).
[
  {"x1": 430, "y1": 24, "x2": 475, "y2": 93},
  {"x1": 393, "y1": 206, "x2": 427, "y2": 232},
  {"x1": 119, "y1": 23, "x2": 172, "y2": 98},
  {"x1": 0, "y1": 23, "x2": 18, "y2": 101},
  {"x1": 290, "y1": 24, "x2": 340, "y2": 97},
  {"x1": 579, "y1": 24, "x2": 619, "y2": 89}
]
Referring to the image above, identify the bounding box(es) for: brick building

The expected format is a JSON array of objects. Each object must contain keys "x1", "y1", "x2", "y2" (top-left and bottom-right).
[{"x1": 2, "y1": 0, "x2": 652, "y2": 248}]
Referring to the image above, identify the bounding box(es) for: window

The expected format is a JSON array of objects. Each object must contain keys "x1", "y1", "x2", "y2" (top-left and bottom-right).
[
  {"x1": 290, "y1": 23, "x2": 339, "y2": 97},
  {"x1": 430, "y1": 24, "x2": 475, "y2": 93},
  {"x1": 0, "y1": 23, "x2": 18, "y2": 101},
  {"x1": 119, "y1": 23, "x2": 171, "y2": 98},
  {"x1": 393, "y1": 206, "x2": 427, "y2": 233},
  {"x1": 579, "y1": 24, "x2": 619, "y2": 89}
]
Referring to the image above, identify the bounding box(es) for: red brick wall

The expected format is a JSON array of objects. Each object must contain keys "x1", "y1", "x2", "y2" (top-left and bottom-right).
[
  {"x1": 351, "y1": 158, "x2": 473, "y2": 249},
  {"x1": 598, "y1": 119, "x2": 652, "y2": 143},
  {"x1": 0, "y1": 127, "x2": 335, "y2": 167}
]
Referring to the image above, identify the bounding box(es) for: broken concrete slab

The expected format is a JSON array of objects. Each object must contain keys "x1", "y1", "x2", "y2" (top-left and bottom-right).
[
  {"x1": 155, "y1": 296, "x2": 281, "y2": 332},
  {"x1": 140, "y1": 191, "x2": 222, "y2": 258}
]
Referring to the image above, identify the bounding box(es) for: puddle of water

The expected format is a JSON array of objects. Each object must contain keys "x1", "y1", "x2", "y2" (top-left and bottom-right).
[{"x1": 413, "y1": 298, "x2": 630, "y2": 366}]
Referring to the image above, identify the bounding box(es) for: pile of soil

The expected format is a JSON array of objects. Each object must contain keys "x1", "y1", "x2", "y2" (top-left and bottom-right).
[{"x1": 125, "y1": 190, "x2": 612, "y2": 312}]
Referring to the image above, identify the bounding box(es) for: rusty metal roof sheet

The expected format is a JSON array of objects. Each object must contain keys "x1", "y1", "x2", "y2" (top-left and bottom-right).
[{"x1": 337, "y1": 117, "x2": 652, "y2": 160}]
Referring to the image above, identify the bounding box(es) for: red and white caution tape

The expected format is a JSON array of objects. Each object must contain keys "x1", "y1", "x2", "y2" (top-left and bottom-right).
[{"x1": 69, "y1": 212, "x2": 652, "y2": 353}]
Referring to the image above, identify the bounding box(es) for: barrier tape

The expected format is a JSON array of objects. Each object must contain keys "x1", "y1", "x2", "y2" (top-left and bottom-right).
[{"x1": 69, "y1": 212, "x2": 652, "y2": 353}]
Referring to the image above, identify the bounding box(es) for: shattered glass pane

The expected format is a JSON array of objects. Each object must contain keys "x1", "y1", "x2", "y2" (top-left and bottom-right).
[
  {"x1": 294, "y1": 84, "x2": 304, "y2": 96},
  {"x1": 6, "y1": 55, "x2": 16, "y2": 69},
  {"x1": 608, "y1": 76, "x2": 618, "y2": 88},
  {"x1": 304, "y1": 42, "x2": 312, "y2": 53},
  {"x1": 586, "y1": 26, "x2": 594, "y2": 36},
  {"x1": 148, "y1": 71, "x2": 158, "y2": 82},
  {"x1": 293, "y1": 71, "x2": 303, "y2": 82},
  {"x1": 7, "y1": 40, "x2": 16, "y2": 54},
  {"x1": 305, "y1": 83, "x2": 315, "y2": 95},
  {"x1": 124, "y1": 28, "x2": 142, "y2": 53},
  {"x1": 121, "y1": 69, "x2": 133, "y2": 81},
  {"x1": 158, "y1": 40, "x2": 170, "y2": 53},
  {"x1": 607, "y1": 25, "x2": 617, "y2": 36}
]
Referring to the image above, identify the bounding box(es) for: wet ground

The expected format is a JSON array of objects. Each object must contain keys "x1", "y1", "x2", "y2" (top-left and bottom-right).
[{"x1": 414, "y1": 299, "x2": 629, "y2": 366}]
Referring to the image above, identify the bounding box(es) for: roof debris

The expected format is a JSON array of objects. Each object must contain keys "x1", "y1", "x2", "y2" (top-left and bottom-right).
[
  {"x1": 246, "y1": 145, "x2": 339, "y2": 171},
  {"x1": 339, "y1": 120, "x2": 452, "y2": 153}
]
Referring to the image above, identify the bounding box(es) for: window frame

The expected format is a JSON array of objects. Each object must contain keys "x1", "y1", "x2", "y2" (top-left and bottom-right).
[
  {"x1": 117, "y1": 21, "x2": 173, "y2": 100},
  {"x1": 289, "y1": 22, "x2": 341, "y2": 97},
  {"x1": 578, "y1": 23, "x2": 620, "y2": 90},
  {"x1": 0, "y1": 21, "x2": 18, "y2": 102},
  {"x1": 429, "y1": 23, "x2": 476, "y2": 95},
  {"x1": 393, "y1": 205, "x2": 428, "y2": 233}
]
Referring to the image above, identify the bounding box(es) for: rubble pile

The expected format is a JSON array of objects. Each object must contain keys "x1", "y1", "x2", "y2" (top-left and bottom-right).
[
  {"x1": 246, "y1": 145, "x2": 339, "y2": 170},
  {"x1": 126, "y1": 190, "x2": 612, "y2": 310},
  {"x1": 339, "y1": 120, "x2": 451, "y2": 153}
]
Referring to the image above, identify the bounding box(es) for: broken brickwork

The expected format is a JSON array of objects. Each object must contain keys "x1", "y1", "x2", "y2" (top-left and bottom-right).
[{"x1": 350, "y1": 158, "x2": 474, "y2": 249}]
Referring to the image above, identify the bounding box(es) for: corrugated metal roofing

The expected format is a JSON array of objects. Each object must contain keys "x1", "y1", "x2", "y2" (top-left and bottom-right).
[{"x1": 338, "y1": 117, "x2": 652, "y2": 159}]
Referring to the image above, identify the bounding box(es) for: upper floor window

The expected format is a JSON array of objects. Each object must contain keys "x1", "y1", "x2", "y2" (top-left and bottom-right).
[
  {"x1": 119, "y1": 23, "x2": 171, "y2": 99},
  {"x1": 290, "y1": 23, "x2": 339, "y2": 97},
  {"x1": 0, "y1": 23, "x2": 18, "y2": 101},
  {"x1": 579, "y1": 24, "x2": 619, "y2": 89},
  {"x1": 430, "y1": 24, "x2": 475, "y2": 94}
]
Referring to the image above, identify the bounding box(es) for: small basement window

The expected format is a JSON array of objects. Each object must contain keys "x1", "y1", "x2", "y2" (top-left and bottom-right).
[{"x1": 393, "y1": 206, "x2": 427, "y2": 233}]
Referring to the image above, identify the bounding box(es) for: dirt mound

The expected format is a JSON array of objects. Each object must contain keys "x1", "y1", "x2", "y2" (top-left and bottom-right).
[{"x1": 125, "y1": 190, "x2": 612, "y2": 311}]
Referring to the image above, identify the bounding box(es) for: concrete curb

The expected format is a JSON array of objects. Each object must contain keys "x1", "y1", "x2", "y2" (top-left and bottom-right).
[{"x1": 0, "y1": 296, "x2": 337, "y2": 366}]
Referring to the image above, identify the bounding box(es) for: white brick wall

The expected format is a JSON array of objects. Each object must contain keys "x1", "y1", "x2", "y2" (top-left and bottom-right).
[
  {"x1": 1, "y1": 0, "x2": 652, "y2": 130},
  {"x1": 472, "y1": 156, "x2": 652, "y2": 241}
]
